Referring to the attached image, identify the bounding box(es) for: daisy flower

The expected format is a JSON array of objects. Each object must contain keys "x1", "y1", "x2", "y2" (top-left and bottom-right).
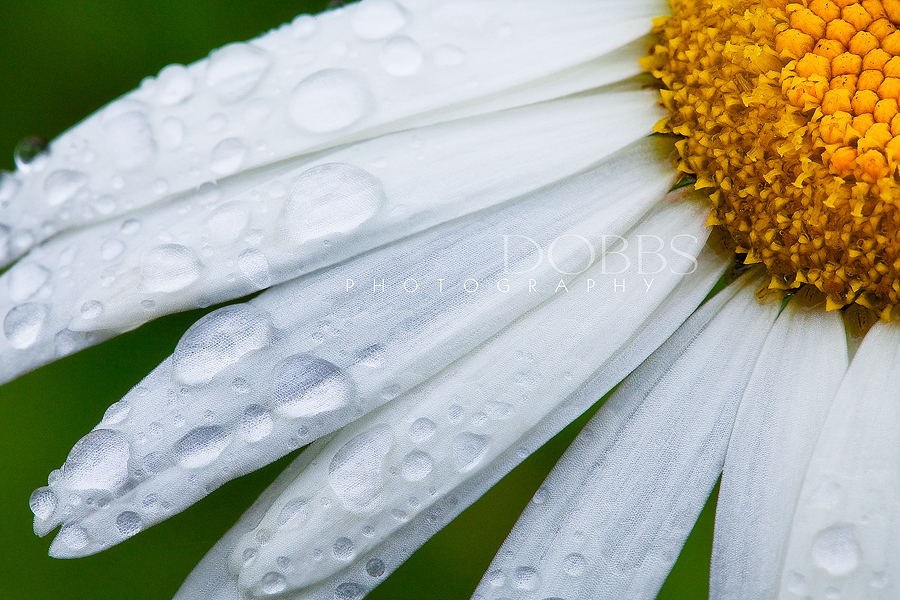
[{"x1": 2, "y1": 0, "x2": 897, "y2": 598}]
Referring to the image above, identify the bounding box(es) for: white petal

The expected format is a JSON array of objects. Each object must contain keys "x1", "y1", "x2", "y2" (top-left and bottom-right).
[
  {"x1": 36, "y1": 136, "x2": 679, "y2": 555},
  {"x1": 711, "y1": 300, "x2": 848, "y2": 598},
  {"x1": 0, "y1": 0, "x2": 665, "y2": 266},
  {"x1": 174, "y1": 195, "x2": 725, "y2": 599},
  {"x1": 0, "y1": 87, "x2": 663, "y2": 384},
  {"x1": 777, "y1": 321, "x2": 900, "y2": 599},
  {"x1": 472, "y1": 274, "x2": 780, "y2": 600}
]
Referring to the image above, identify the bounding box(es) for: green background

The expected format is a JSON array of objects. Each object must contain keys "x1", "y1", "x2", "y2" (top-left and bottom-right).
[{"x1": 0, "y1": 2, "x2": 719, "y2": 598}]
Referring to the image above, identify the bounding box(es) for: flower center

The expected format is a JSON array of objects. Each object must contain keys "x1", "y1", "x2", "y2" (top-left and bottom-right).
[{"x1": 647, "y1": 0, "x2": 900, "y2": 315}]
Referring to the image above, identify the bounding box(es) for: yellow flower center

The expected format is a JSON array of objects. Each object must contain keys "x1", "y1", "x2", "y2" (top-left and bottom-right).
[{"x1": 646, "y1": 0, "x2": 900, "y2": 315}]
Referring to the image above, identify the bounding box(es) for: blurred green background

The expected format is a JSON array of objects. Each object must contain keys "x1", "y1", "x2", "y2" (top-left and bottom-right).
[{"x1": 0, "y1": 1, "x2": 719, "y2": 598}]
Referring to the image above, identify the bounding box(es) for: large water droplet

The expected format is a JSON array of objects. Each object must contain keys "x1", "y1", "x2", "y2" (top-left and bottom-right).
[
  {"x1": 332, "y1": 536, "x2": 355, "y2": 561},
  {"x1": 210, "y1": 138, "x2": 247, "y2": 175},
  {"x1": 141, "y1": 244, "x2": 202, "y2": 293},
  {"x1": 4, "y1": 303, "x2": 48, "y2": 349},
  {"x1": 6, "y1": 260, "x2": 50, "y2": 302},
  {"x1": 400, "y1": 450, "x2": 433, "y2": 482},
  {"x1": 173, "y1": 304, "x2": 273, "y2": 386},
  {"x1": 29, "y1": 487, "x2": 57, "y2": 520},
  {"x1": 380, "y1": 36, "x2": 423, "y2": 77},
  {"x1": 273, "y1": 353, "x2": 353, "y2": 418},
  {"x1": 62, "y1": 429, "x2": 130, "y2": 491},
  {"x1": 329, "y1": 425, "x2": 393, "y2": 512},
  {"x1": 206, "y1": 201, "x2": 250, "y2": 246},
  {"x1": 280, "y1": 163, "x2": 384, "y2": 245},
  {"x1": 14, "y1": 136, "x2": 48, "y2": 171},
  {"x1": 206, "y1": 43, "x2": 272, "y2": 102},
  {"x1": 116, "y1": 511, "x2": 143, "y2": 537},
  {"x1": 812, "y1": 524, "x2": 861, "y2": 576},
  {"x1": 351, "y1": 0, "x2": 408, "y2": 40},
  {"x1": 44, "y1": 170, "x2": 87, "y2": 207},
  {"x1": 154, "y1": 64, "x2": 194, "y2": 105},
  {"x1": 173, "y1": 426, "x2": 231, "y2": 468},
  {"x1": 238, "y1": 249, "x2": 271, "y2": 288},
  {"x1": 452, "y1": 432, "x2": 489, "y2": 472},
  {"x1": 288, "y1": 70, "x2": 372, "y2": 133},
  {"x1": 102, "y1": 104, "x2": 156, "y2": 170},
  {"x1": 240, "y1": 404, "x2": 273, "y2": 442},
  {"x1": 259, "y1": 572, "x2": 286, "y2": 595},
  {"x1": 408, "y1": 418, "x2": 435, "y2": 443},
  {"x1": 277, "y1": 498, "x2": 310, "y2": 528}
]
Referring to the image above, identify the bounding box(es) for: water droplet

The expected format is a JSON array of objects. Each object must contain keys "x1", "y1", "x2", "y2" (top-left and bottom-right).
[
  {"x1": 379, "y1": 36, "x2": 423, "y2": 77},
  {"x1": 277, "y1": 498, "x2": 310, "y2": 528},
  {"x1": 453, "y1": 432, "x2": 489, "y2": 472},
  {"x1": 332, "y1": 536, "x2": 355, "y2": 561},
  {"x1": 532, "y1": 487, "x2": 549, "y2": 504},
  {"x1": 116, "y1": 511, "x2": 143, "y2": 537},
  {"x1": 62, "y1": 429, "x2": 130, "y2": 491},
  {"x1": 335, "y1": 582, "x2": 365, "y2": 600},
  {"x1": 400, "y1": 450, "x2": 433, "y2": 482},
  {"x1": 240, "y1": 404, "x2": 273, "y2": 442},
  {"x1": 121, "y1": 219, "x2": 141, "y2": 235},
  {"x1": 141, "y1": 244, "x2": 202, "y2": 293},
  {"x1": 812, "y1": 524, "x2": 860, "y2": 576},
  {"x1": 273, "y1": 353, "x2": 353, "y2": 418},
  {"x1": 29, "y1": 487, "x2": 57, "y2": 520},
  {"x1": 238, "y1": 248, "x2": 271, "y2": 288},
  {"x1": 58, "y1": 524, "x2": 88, "y2": 550},
  {"x1": 173, "y1": 426, "x2": 231, "y2": 468},
  {"x1": 210, "y1": 138, "x2": 247, "y2": 175},
  {"x1": 173, "y1": 304, "x2": 273, "y2": 386},
  {"x1": 155, "y1": 64, "x2": 194, "y2": 105},
  {"x1": 280, "y1": 163, "x2": 384, "y2": 244},
  {"x1": 260, "y1": 572, "x2": 286, "y2": 595},
  {"x1": 80, "y1": 300, "x2": 104, "y2": 320},
  {"x1": 206, "y1": 43, "x2": 272, "y2": 102},
  {"x1": 329, "y1": 425, "x2": 393, "y2": 512},
  {"x1": 205, "y1": 201, "x2": 250, "y2": 247},
  {"x1": 357, "y1": 344, "x2": 385, "y2": 368},
  {"x1": 408, "y1": 418, "x2": 436, "y2": 443},
  {"x1": 7, "y1": 260, "x2": 50, "y2": 302},
  {"x1": 44, "y1": 170, "x2": 87, "y2": 207},
  {"x1": 366, "y1": 558, "x2": 386, "y2": 578},
  {"x1": 291, "y1": 14, "x2": 317, "y2": 38},
  {"x1": 288, "y1": 70, "x2": 372, "y2": 133},
  {"x1": 102, "y1": 104, "x2": 156, "y2": 170},
  {"x1": 562, "y1": 553, "x2": 586, "y2": 576},
  {"x1": 100, "y1": 238, "x2": 125, "y2": 261},
  {"x1": 351, "y1": 0, "x2": 408, "y2": 40},
  {"x1": 4, "y1": 303, "x2": 48, "y2": 349},
  {"x1": 432, "y1": 44, "x2": 466, "y2": 68},
  {"x1": 514, "y1": 566, "x2": 539, "y2": 591},
  {"x1": 14, "y1": 136, "x2": 48, "y2": 171},
  {"x1": 242, "y1": 547, "x2": 257, "y2": 565},
  {"x1": 486, "y1": 569, "x2": 505, "y2": 587},
  {"x1": 100, "y1": 400, "x2": 130, "y2": 425},
  {"x1": 232, "y1": 377, "x2": 251, "y2": 393}
]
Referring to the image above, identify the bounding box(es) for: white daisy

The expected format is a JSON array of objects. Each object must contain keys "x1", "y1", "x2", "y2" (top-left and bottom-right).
[{"x1": 3, "y1": 0, "x2": 898, "y2": 599}]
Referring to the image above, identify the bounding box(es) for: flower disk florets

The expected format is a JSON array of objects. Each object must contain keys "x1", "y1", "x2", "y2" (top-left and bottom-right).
[{"x1": 648, "y1": 0, "x2": 900, "y2": 314}]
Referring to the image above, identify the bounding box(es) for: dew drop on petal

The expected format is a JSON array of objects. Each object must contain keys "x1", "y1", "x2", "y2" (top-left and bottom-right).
[
  {"x1": 238, "y1": 248, "x2": 271, "y2": 288},
  {"x1": 207, "y1": 201, "x2": 251, "y2": 246},
  {"x1": 280, "y1": 163, "x2": 384, "y2": 244},
  {"x1": 351, "y1": 0, "x2": 408, "y2": 40},
  {"x1": 154, "y1": 64, "x2": 194, "y2": 105},
  {"x1": 562, "y1": 553, "x2": 586, "y2": 576},
  {"x1": 240, "y1": 404, "x2": 273, "y2": 442},
  {"x1": 44, "y1": 170, "x2": 88, "y2": 207},
  {"x1": 80, "y1": 300, "x2": 104, "y2": 320},
  {"x1": 58, "y1": 524, "x2": 89, "y2": 550},
  {"x1": 29, "y1": 487, "x2": 57, "y2": 520},
  {"x1": 62, "y1": 429, "x2": 130, "y2": 491},
  {"x1": 514, "y1": 566, "x2": 539, "y2": 591},
  {"x1": 259, "y1": 572, "x2": 286, "y2": 595},
  {"x1": 206, "y1": 43, "x2": 272, "y2": 102},
  {"x1": 332, "y1": 536, "x2": 355, "y2": 561},
  {"x1": 173, "y1": 305, "x2": 273, "y2": 386},
  {"x1": 173, "y1": 426, "x2": 231, "y2": 468},
  {"x1": 4, "y1": 303, "x2": 48, "y2": 349},
  {"x1": 7, "y1": 260, "x2": 50, "y2": 302},
  {"x1": 273, "y1": 353, "x2": 353, "y2": 418},
  {"x1": 366, "y1": 558, "x2": 385, "y2": 578},
  {"x1": 328, "y1": 425, "x2": 393, "y2": 512},
  {"x1": 288, "y1": 70, "x2": 372, "y2": 133},
  {"x1": 210, "y1": 138, "x2": 247, "y2": 175},
  {"x1": 15, "y1": 136, "x2": 48, "y2": 171},
  {"x1": 408, "y1": 418, "x2": 435, "y2": 443},
  {"x1": 140, "y1": 244, "x2": 202, "y2": 293},
  {"x1": 812, "y1": 524, "x2": 861, "y2": 576},
  {"x1": 452, "y1": 432, "x2": 489, "y2": 472},
  {"x1": 400, "y1": 450, "x2": 433, "y2": 482},
  {"x1": 291, "y1": 14, "x2": 317, "y2": 38},
  {"x1": 100, "y1": 238, "x2": 125, "y2": 261},
  {"x1": 335, "y1": 582, "x2": 366, "y2": 600},
  {"x1": 0, "y1": 171, "x2": 20, "y2": 203},
  {"x1": 102, "y1": 105, "x2": 156, "y2": 170},
  {"x1": 115, "y1": 511, "x2": 143, "y2": 537},
  {"x1": 102, "y1": 400, "x2": 131, "y2": 425},
  {"x1": 379, "y1": 36, "x2": 423, "y2": 77},
  {"x1": 277, "y1": 498, "x2": 309, "y2": 528}
]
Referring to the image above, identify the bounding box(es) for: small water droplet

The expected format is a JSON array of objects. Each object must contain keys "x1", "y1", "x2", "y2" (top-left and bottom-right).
[
  {"x1": 210, "y1": 138, "x2": 247, "y2": 175},
  {"x1": 400, "y1": 450, "x2": 433, "y2": 482},
  {"x1": 7, "y1": 260, "x2": 50, "y2": 303},
  {"x1": 140, "y1": 244, "x2": 202, "y2": 293},
  {"x1": 812, "y1": 524, "x2": 860, "y2": 576},
  {"x1": 379, "y1": 36, "x2": 423, "y2": 77},
  {"x1": 332, "y1": 536, "x2": 355, "y2": 561},
  {"x1": 351, "y1": 0, "x2": 408, "y2": 40},
  {"x1": 273, "y1": 353, "x2": 353, "y2": 417},
  {"x1": 562, "y1": 552, "x2": 586, "y2": 576},
  {"x1": 44, "y1": 170, "x2": 88, "y2": 207},
  {"x1": 4, "y1": 303, "x2": 48, "y2": 349},
  {"x1": 514, "y1": 566, "x2": 539, "y2": 591},
  {"x1": 366, "y1": 558, "x2": 386, "y2": 578},
  {"x1": 288, "y1": 70, "x2": 372, "y2": 133},
  {"x1": 291, "y1": 14, "x2": 317, "y2": 38},
  {"x1": 452, "y1": 432, "x2": 489, "y2": 472},
  {"x1": 260, "y1": 572, "x2": 286, "y2": 595},
  {"x1": 100, "y1": 238, "x2": 126, "y2": 261},
  {"x1": 14, "y1": 136, "x2": 48, "y2": 171},
  {"x1": 532, "y1": 486, "x2": 549, "y2": 505},
  {"x1": 62, "y1": 429, "x2": 131, "y2": 491},
  {"x1": 232, "y1": 377, "x2": 251, "y2": 393},
  {"x1": 154, "y1": 64, "x2": 194, "y2": 105},
  {"x1": 173, "y1": 426, "x2": 231, "y2": 468},
  {"x1": 277, "y1": 498, "x2": 310, "y2": 528},
  {"x1": 121, "y1": 219, "x2": 141, "y2": 235},
  {"x1": 29, "y1": 487, "x2": 57, "y2": 520},
  {"x1": 80, "y1": 300, "x2": 104, "y2": 320},
  {"x1": 102, "y1": 103, "x2": 156, "y2": 170},
  {"x1": 242, "y1": 547, "x2": 257, "y2": 565},
  {"x1": 329, "y1": 425, "x2": 393, "y2": 512},
  {"x1": 238, "y1": 248, "x2": 271, "y2": 288},
  {"x1": 116, "y1": 511, "x2": 143, "y2": 537},
  {"x1": 240, "y1": 404, "x2": 273, "y2": 442},
  {"x1": 206, "y1": 43, "x2": 272, "y2": 102},
  {"x1": 408, "y1": 418, "x2": 436, "y2": 443},
  {"x1": 58, "y1": 524, "x2": 89, "y2": 550},
  {"x1": 335, "y1": 583, "x2": 365, "y2": 600}
]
